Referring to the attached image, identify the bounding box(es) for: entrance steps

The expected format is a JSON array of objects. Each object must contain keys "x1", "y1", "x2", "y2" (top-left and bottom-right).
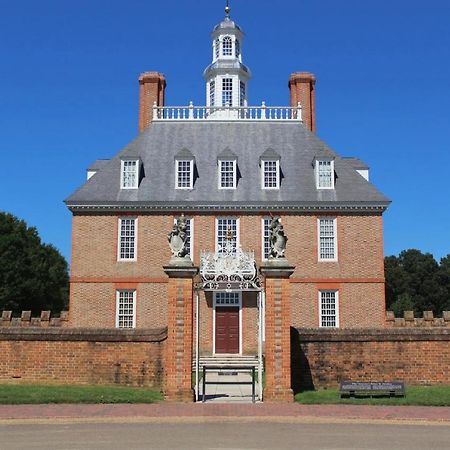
[{"x1": 192, "y1": 355, "x2": 259, "y2": 371}]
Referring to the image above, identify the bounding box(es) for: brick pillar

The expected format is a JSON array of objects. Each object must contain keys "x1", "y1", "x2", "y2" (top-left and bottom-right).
[
  {"x1": 163, "y1": 265, "x2": 198, "y2": 402},
  {"x1": 260, "y1": 263, "x2": 295, "y2": 402},
  {"x1": 138, "y1": 72, "x2": 166, "y2": 132},
  {"x1": 288, "y1": 72, "x2": 316, "y2": 133}
]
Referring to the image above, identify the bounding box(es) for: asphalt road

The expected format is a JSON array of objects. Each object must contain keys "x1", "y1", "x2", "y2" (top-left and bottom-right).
[{"x1": 1, "y1": 420, "x2": 449, "y2": 450}]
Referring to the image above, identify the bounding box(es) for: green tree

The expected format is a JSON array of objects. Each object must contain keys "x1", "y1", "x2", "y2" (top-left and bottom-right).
[{"x1": 0, "y1": 212, "x2": 69, "y2": 314}]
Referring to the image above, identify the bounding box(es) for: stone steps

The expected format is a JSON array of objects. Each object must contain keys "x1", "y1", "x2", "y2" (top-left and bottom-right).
[{"x1": 192, "y1": 355, "x2": 259, "y2": 370}]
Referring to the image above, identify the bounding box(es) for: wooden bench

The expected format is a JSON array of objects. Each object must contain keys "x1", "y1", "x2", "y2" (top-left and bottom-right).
[{"x1": 339, "y1": 381, "x2": 405, "y2": 398}]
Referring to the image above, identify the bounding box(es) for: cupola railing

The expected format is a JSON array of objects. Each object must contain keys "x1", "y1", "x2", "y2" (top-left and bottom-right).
[{"x1": 152, "y1": 102, "x2": 302, "y2": 122}]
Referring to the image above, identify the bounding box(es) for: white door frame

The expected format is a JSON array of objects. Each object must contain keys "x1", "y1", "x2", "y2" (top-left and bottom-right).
[{"x1": 213, "y1": 291, "x2": 242, "y2": 355}]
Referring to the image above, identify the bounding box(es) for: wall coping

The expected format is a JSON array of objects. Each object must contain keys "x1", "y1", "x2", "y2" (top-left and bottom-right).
[
  {"x1": 0, "y1": 327, "x2": 168, "y2": 343},
  {"x1": 295, "y1": 327, "x2": 450, "y2": 342}
]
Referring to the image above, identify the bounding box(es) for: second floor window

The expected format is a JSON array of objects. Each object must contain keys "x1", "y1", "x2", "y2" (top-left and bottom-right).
[
  {"x1": 222, "y1": 78, "x2": 233, "y2": 106},
  {"x1": 318, "y1": 218, "x2": 337, "y2": 261},
  {"x1": 118, "y1": 217, "x2": 137, "y2": 261},
  {"x1": 216, "y1": 218, "x2": 239, "y2": 254},
  {"x1": 121, "y1": 160, "x2": 139, "y2": 189},
  {"x1": 262, "y1": 160, "x2": 280, "y2": 189},
  {"x1": 219, "y1": 160, "x2": 236, "y2": 189},
  {"x1": 262, "y1": 217, "x2": 271, "y2": 260},
  {"x1": 176, "y1": 160, "x2": 193, "y2": 189}
]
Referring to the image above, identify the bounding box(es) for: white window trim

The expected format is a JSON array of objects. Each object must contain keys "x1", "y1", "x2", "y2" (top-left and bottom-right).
[
  {"x1": 117, "y1": 217, "x2": 138, "y2": 262},
  {"x1": 261, "y1": 217, "x2": 271, "y2": 261},
  {"x1": 317, "y1": 217, "x2": 338, "y2": 262},
  {"x1": 318, "y1": 290, "x2": 340, "y2": 328},
  {"x1": 175, "y1": 159, "x2": 194, "y2": 190},
  {"x1": 218, "y1": 159, "x2": 237, "y2": 190},
  {"x1": 115, "y1": 290, "x2": 137, "y2": 329},
  {"x1": 120, "y1": 159, "x2": 140, "y2": 190},
  {"x1": 215, "y1": 217, "x2": 240, "y2": 253},
  {"x1": 315, "y1": 159, "x2": 335, "y2": 190},
  {"x1": 261, "y1": 160, "x2": 280, "y2": 190},
  {"x1": 173, "y1": 217, "x2": 194, "y2": 261},
  {"x1": 213, "y1": 291, "x2": 243, "y2": 355}
]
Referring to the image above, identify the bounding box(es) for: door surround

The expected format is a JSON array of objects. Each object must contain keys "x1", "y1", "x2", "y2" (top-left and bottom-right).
[{"x1": 213, "y1": 291, "x2": 242, "y2": 355}]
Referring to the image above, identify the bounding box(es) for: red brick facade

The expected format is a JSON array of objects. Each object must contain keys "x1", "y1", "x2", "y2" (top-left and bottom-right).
[
  {"x1": 138, "y1": 72, "x2": 166, "y2": 132},
  {"x1": 289, "y1": 72, "x2": 316, "y2": 132}
]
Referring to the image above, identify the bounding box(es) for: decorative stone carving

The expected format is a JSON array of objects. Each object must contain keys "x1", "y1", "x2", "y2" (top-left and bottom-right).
[
  {"x1": 167, "y1": 215, "x2": 192, "y2": 267},
  {"x1": 268, "y1": 217, "x2": 287, "y2": 259}
]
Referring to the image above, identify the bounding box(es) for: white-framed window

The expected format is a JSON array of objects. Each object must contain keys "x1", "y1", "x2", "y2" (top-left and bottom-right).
[
  {"x1": 173, "y1": 217, "x2": 194, "y2": 260},
  {"x1": 216, "y1": 217, "x2": 239, "y2": 254},
  {"x1": 262, "y1": 217, "x2": 271, "y2": 260},
  {"x1": 222, "y1": 36, "x2": 232, "y2": 56},
  {"x1": 222, "y1": 78, "x2": 233, "y2": 106},
  {"x1": 318, "y1": 218, "x2": 337, "y2": 261},
  {"x1": 175, "y1": 159, "x2": 193, "y2": 189},
  {"x1": 239, "y1": 81, "x2": 246, "y2": 107},
  {"x1": 262, "y1": 160, "x2": 280, "y2": 189},
  {"x1": 218, "y1": 159, "x2": 237, "y2": 189},
  {"x1": 118, "y1": 217, "x2": 137, "y2": 261},
  {"x1": 316, "y1": 160, "x2": 334, "y2": 189},
  {"x1": 116, "y1": 290, "x2": 136, "y2": 328},
  {"x1": 215, "y1": 292, "x2": 240, "y2": 306},
  {"x1": 120, "y1": 160, "x2": 139, "y2": 189},
  {"x1": 319, "y1": 290, "x2": 339, "y2": 328},
  {"x1": 215, "y1": 38, "x2": 220, "y2": 59},
  {"x1": 209, "y1": 80, "x2": 216, "y2": 106},
  {"x1": 235, "y1": 39, "x2": 241, "y2": 58}
]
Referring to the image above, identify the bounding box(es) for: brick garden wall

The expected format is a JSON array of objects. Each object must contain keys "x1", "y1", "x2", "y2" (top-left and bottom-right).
[
  {"x1": 292, "y1": 328, "x2": 450, "y2": 392},
  {"x1": 0, "y1": 328, "x2": 166, "y2": 388}
]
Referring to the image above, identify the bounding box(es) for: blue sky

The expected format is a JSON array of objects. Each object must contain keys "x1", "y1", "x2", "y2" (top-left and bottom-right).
[{"x1": 0, "y1": 0, "x2": 449, "y2": 263}]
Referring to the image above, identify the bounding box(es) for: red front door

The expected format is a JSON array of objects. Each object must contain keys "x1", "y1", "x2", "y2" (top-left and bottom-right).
[{"x1": 215, "y1": 307, "x2": 239, "y2": 354}]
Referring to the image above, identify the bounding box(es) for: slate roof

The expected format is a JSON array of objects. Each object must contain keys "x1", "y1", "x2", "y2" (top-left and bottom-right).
[{"x1": 65, "y1": 121, "x2": 390, "y2": 212}]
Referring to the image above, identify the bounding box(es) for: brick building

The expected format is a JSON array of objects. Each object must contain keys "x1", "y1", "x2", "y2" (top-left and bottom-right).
[{"x1": 65, "y1": 6, "x2": 390, "y2": 401}]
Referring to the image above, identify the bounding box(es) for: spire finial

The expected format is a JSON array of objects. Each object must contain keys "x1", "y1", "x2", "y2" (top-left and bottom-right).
[{"x1": 225, "y1": 0, "x2": 231, "y2": 17}]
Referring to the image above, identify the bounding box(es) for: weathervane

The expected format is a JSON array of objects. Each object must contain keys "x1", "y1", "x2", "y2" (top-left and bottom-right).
[{"x1": 225, "y1": 0, "x2": 231, "y2": 17}]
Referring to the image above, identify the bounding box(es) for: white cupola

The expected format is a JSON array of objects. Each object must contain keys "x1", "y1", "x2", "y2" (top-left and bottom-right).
[{"x1": 203, "y1": 3, "x2": 252, "y2": 109}]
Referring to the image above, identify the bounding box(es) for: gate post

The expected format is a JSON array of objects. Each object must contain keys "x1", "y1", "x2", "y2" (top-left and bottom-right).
[
  {"x1": 260, "y1": 263, "x2": 295, "y2": 402},
  {"x1": 163, "y1": 263, "x2": 198, "y2": 402}
]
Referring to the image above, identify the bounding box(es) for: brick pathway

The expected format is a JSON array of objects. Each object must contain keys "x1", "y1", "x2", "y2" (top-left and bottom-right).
[{"x1": 0, "y1": 403, "x2": 449, "y2": 422}]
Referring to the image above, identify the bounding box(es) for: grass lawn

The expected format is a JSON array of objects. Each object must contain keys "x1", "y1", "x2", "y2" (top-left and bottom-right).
[
  {"x1": 295, "y1": 385, "x2": 450, "y2": 406},
  {"x1": 0, "y1": 384, "x2": 163, "y2": 405}
]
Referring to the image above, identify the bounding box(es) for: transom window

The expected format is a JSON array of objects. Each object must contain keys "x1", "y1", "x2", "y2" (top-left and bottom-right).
[
  {"x1": 118, "y1": 218, "x2": 137, "y2": 261},
  {"x1": 319, "y1": 291, "x2": 339, "y2": 328},
  {"x1": 262, "y1": 217, "x2": 271, "y2": 260},
  {"x1": 176, "y1": 160, "x2": 193, "y2": 189},
  {"x1": 215, "y1": 292, "x2": 240, "y2": 306},
  {"x1": 219, "y1": 159, "x2": 236, "y2": 189},
  {"x1": 222, "y1": 78, "x2": 233, "y2": 107},
  {"x1": 318, "y1": 218, "x2": 337, "y2": 261},
  {"x1": 216, "y1": 218, "x2": 239, "y2": 254},
  {"x1": 316, "y1": 160, "x2": 334, "y2": 189},
  {"x1": 262, "y1": 160, "x2": 280, "y2": 189},
  {"x1": 174, "y1": 217, "x2": 193, "y2": 260},
  {"x1": 209, "y1": 80, "x2": 215, "y2": 106},
  {"x1": 222, "y1": 36, "x2": 232, "y2": 56},
  {"x1": 116, "y1": 290, "x2": 136, "y2": 328},
  {"x1": 121, "y1": 160, "x2": 139, "y2": 189}
]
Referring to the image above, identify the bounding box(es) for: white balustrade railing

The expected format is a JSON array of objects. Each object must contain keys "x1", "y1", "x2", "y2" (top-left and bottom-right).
[{"x1": 152, "y1": 101, "x2": 302, "y2": 122}]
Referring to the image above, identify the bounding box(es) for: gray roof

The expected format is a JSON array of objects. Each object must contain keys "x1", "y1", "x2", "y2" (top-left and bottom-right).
[
  {"x1": 66, "y1": 121, "x2": 390, "y2": 212},
  {"x1": 213, "y1": 17, "x2": 242, "y2": 32}
]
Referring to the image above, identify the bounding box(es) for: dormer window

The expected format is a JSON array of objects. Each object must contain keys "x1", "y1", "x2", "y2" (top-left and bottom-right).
[
  {"x1": 120, "y1": 159, "x2": 139, "y2": 189},
  {"x1": 222, "y1": 36, "x2": 232, "y2": 56},
  {"x1": 174, "y1": 148, "x2": 195, "y2": 189},
  {"x1": 260, "y1": 148, "x2": 281, "y2": 190},
  {"x1": 315, "y1": 159, "x2": 335, "y2": 189},
  {"x1": 219, "y1": 160, "x2": 236, "y2": 189}
]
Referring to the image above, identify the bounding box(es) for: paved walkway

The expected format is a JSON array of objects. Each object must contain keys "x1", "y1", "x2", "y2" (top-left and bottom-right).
[{"x1": 0, "y1": 403, "x2": 449, "y2": 423}]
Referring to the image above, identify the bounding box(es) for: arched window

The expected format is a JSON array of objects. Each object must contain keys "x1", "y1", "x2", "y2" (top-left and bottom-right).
[
  {"x1": 222, "y1": 36, "x2": 232, "y2": 56},
  {"x1": 235, "y1": 39, "x2": 240, "y2": 58}
]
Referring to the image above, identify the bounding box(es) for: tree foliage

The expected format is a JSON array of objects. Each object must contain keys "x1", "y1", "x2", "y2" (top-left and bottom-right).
[
  {"x1": 385, "y1": 249, "x2": 450, "y2": 315},
  {"x1": 0, "y1": 212, "x2": 69, "y2": 314}
]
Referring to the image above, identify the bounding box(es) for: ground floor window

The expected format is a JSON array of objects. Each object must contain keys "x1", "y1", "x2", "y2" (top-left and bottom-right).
[
  {"x1": 319, "y1": 290, "x2": 339, "y2": 328},
  {"x1": 116, "y1": 290, "x2": 136, "y2": 328}
]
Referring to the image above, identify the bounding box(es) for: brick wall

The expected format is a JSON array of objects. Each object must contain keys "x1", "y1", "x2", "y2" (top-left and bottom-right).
[
  {"x1": 0, "y1": 328, "x2": 166, "y2": 387},
  {"x1": 292, "y1": 328, "x2": 450, "y2": 391}
]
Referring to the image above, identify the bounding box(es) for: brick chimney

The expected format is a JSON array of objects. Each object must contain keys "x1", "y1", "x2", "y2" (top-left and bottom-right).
[
  {"x1": 138, "y1": 72, "x2": 166, "y2": 132},
  {"x1": 288, "y1": 72, "x2": 316, "y2": 133}
]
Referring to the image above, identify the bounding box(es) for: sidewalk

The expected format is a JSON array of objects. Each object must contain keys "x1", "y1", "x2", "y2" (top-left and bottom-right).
[{"x1": 0, "y1": 403, "x2": 449, "y2": 423}]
